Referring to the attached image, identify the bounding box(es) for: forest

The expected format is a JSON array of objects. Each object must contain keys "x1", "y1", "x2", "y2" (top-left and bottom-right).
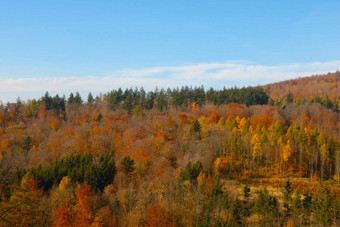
[{"x1": 0, "y1": 72, "x2": 339, "y2": 226}]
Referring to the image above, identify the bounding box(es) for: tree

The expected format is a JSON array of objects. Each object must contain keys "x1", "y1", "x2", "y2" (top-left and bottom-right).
[
  {"x1": 191, "y1": 120, "x2": 202, "y2": 139},
  {"x1": 123, "y1": 93, "x2": 133, "y2": 114},
  {"x1": 301, "y1": 190, "x2": 312, "y2": 225},
  {"x1": 229, "y1": 197, "x2": 242, "y2": 226},
  {"x1": 291, "y1": 191, "x2": 302, "y2": 225},
  {"x1": 180, "y1": 161, "x2": 203, "y2": 184},
  {"x1": 282, "y1": 180, "x2": 293, "y2": 218},
  {"x1": 72, "y1": 182, "x2": 94, "y2": 226},
  {"x1": 243, "y1": 185, "x2": 250, "y2": 200},
  {"x1": 253, "y1": 188, "x2": 279, "y2": 223},
  {"x1": 1, "y1": 173, "x2": 43, "y2": 226},
  {"x1": 87, "y1": 92, "x2": 94, "y2": 104},
  {"x1": 147, "y1": 204, "x2": 173, "y2": 227},
  {"x1": 67, "y1": 93, "x2": 75, "y2": 104},
  {"x1": 74, "y1": 92, "x2": 83, "y2": 104},
  {"x1": 313, "y1": 187, "x2": 334, "y2": 225},
  {"x1": 155, "y1": 89, "x2": 167, "y2": 111},
  {"x1": 121, "y1": 156, "x2": 135, "y2": 176}
]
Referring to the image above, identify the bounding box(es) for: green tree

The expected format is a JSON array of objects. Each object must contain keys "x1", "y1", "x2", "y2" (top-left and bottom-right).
[
  {"x1": 253, "y1": 188, "x2": 279, "y2": 223},
  {"x1": 301, "y1": 190, "x2": 312, "y2": 225},
  {"x1": 229, "y1": 197, "x2": 242, "y2": 226},
  {"x1": 74, "y1": 92, "x2": 83, "y2": 104},
  {"x1": 313, "y1": 187, "x2": 333, "y2": 225},
  {"x1": 121, "y1": 156, "x2": 135, "y2": 176},
  {"x1": 87, "y1": 92, "x2": 94, "y2": 104},
  {"x1": 191, "y1": 120, "x2": 202, "y2": 139},
  {"x1": 123, "y1": 93, "x2": 133, "y2": 114},
  {"x1": 180, "y1": 161, "x2": 203, "y2": 184},
  {"x1": 282, "y1": 180, "x2": 293, "y2": 218}
]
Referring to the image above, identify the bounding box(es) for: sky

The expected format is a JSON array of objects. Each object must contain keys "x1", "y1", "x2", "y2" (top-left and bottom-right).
[{"x1": 1, "y1": 0, "x2": 340, "y2": 102}]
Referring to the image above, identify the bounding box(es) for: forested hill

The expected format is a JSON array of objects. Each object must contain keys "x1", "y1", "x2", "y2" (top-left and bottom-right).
[
  {"x1": 263, "y1": 71, "x2": 340, "y2": 99},
  {"x1": 0, "y1": 74, "x2": 339, "y2": 226},
  {"x1": 263, "y1": 71, "x2": 340, "y2": 111}
]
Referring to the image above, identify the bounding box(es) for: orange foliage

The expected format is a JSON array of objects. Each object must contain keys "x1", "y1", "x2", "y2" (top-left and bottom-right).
[
  {"x1": 146, "y1": 204, "x2": 173, "y2": 227},
  {"x1": 38, "y1": 106, "x2": 46, "y2": 118},
  {"x1": 73, "y1": 182, "x2": 94, "y2": 227},
  {"x1": 0, "y1": 138, "x2": 9, "y2": 152},
  {"x1": 209, "y1": 111, "x2": 219, "y2": 123},
  {"x1": 178, "y1": 114, "x2": 188, "y2": 125},
  {"x1": 54, "y1": 207, "x2": 72, "y2": 227},
  {"x1": 226, "y1": 103, "x2": 246, "y2": 119},
  {"x1": 48, "y1": 136, "x2": 61, "y2": 153},
  {"x1": 250, "y1": 106, "x2": 274, "y2": 129}
]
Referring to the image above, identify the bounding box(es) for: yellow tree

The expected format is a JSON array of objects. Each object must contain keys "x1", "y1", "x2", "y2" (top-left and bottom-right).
[
  {"x1": 251, "y1": 133, "x2": 262, "y2": 172},
  {"x1": 1, "y1": 173, "x2": 43, "y2": 226}
]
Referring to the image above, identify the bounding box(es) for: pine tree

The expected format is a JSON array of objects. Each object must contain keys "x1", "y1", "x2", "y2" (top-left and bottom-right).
[
  {"x1": 283, "y1": 180, "x2": 293, "y2": 218},
  {"x1": 87, "y1": 92, "x2": 94, "y2": 104},
  {"x1": 229, "y1": 197, "x2": 242, "y2": 226}
]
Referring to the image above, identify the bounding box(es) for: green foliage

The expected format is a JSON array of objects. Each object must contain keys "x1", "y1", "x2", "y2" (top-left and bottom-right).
[
  {"x1": 87, "y1": 92, "x2": 94, "y2": 104},
  {"x1": 312, "y1": 187, "x2": 334, "y2": 225},
  {"x1": 301, "y1": 190, "x2": 312, "y2": 224},
  {"x1": 121, "y1": 156, "x2": 135, "y2": 175},
  {"x1": 30, "y1": 152, "x2": 116, "y2": 191},
  {"x1": 191, "y1": 120, "x2": 202, "y2": 139},
  {"x1": 22, "y1": 136, "x2": 32, "y2": 152},
  {"x1": 220, "y1": 192, "x2": 229, "y2": 210},
  {"x1": 155, "y1": 89, "x2": 167, "y2": 111},
  {"x1": 104, "y1": 86, "x2": 269, "y2": 112},
  {"x1": 291, "y1": 191, "x2": 302, "y2": 224},
  {"x1": 122, "y1": 93, "x2": 133, "y2": 113},
  {"x1": 191, "y1": 120, "x2": 201, "y2": 133},
  {"x1": 41, "y1": 92, "x2": 66, "y2": 115},
  {"x1": 180, "y1": 161, "x2": 203, "y2": 183},
  {"x1": 253, "y1": 188, "x2": 279, "y2": 218},
  {"x1": 96, "y1": 113, "x2": 103, "y2": 122},
  {"x1": 270, "y1": 94, "x2": 339, "y2": 111},
  {"x1": 243, "y1": 185, "x2": 250, "y2": 199},
  {"x1": 282, "y1": 179, "x2": 293, "y2": 217},
  {"x1": 229, "y1": 197, "x2": 242, "y2": 226},
  {"x1": 74, "y1": 92, "x2": 83, "y2": 104}
]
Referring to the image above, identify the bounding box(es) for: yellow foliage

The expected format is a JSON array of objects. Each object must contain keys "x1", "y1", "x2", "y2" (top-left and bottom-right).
[
  {"x1": 197, "y1": 171, "x2": 205, "y2": 187},
  {"x1": 251, "y1": 133, "x2": 262, "y2": 158},
  {"x1": 59, "y1": 176, "x2": 72, "y2": 192},
  {"x1": 217, "y1": 117, "x2": 226, "y2": 129},
  {"x1": 214, "y1": 157, "x2": 229, "y2": 174},
  {"x1": 283, "y1": 139, "x2": 292, "y2": 162},
  {"x1": 238, "y1": 117, "x2": 248, "y2": 132}
]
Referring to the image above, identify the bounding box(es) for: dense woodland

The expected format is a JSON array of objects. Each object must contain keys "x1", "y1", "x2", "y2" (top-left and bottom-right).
[{"x1": 0, "y1": 73, "x2": 339, "y2": 226}]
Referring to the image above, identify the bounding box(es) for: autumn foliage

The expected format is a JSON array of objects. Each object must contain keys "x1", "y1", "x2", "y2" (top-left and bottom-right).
[{"x1": 0, "y1": 73, "x2": 339, "y2": 226}]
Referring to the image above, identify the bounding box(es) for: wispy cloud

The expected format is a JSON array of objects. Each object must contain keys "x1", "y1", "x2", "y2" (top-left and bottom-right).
[{"x1": 1, "y1": 60, "x2": 339, "y2": 102}]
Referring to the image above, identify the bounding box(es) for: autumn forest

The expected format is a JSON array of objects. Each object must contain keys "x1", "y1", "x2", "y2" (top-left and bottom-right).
[{"x1": 0, "y1": 72, "x2": 339, "y2": 226}]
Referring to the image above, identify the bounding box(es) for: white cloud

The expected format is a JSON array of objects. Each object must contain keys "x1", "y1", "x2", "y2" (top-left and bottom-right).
[{"x1": 1, "y1": 60, "x2": 339, "y2": 101}]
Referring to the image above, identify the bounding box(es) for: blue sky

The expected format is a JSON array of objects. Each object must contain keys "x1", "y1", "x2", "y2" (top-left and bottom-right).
[{"x1": 1, "y1": 1, "x2": 340, "y2": 102}]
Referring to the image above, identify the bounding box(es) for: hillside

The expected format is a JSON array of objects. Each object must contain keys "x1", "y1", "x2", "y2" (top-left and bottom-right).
[
  {"x1": 264, "y1": 71, "x2": 340, "y2": 99},
  {"x1": 0, "y1": 78, "x2": 339, "y2": 226}
]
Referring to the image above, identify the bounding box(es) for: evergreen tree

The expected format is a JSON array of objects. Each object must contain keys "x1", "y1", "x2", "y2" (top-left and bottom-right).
[
  {"x1": 282, "y1": 180, "x2": 293, "y2": 218},
  {"x1": 122, "y1": 93, "x2": 133, "y2": 114},
  {"x1": 229, "y1": 197, "x2": 242, "y2": 226},
  {"x1": 313, "y1": 187, "x2": 333, "y2": 225},
  {"x1": 121, "y1": 156, "x2": 135, "y2": 176},
  {"x1": 67, "y1": 93, "x2": 75, "y2": 104},
  {"x1": 87, "y1": 92, "x2": 94, "y2": 104},
  {"x1": 155, "y1": 89, "x2": 167, "y2": 111},
  {"x1": 302, "y1": 190, "x2": 312, "y2": 225},
  {"x1": 191, "y1": 120, "x2": 202, "y2": 139},
  {"x1": 74, "y1": 92, "x2": 83, "y2": 104}
]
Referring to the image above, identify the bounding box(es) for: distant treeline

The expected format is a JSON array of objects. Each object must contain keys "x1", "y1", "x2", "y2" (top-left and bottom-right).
[
  {"x1": 269, "y1": 94, "x2": 339, "y2": 112},
  {"x1": 2, "y1": 86, "x2": 269, "y2": 117}
]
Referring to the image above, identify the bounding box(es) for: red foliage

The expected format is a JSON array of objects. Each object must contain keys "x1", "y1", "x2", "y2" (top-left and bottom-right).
[{"x1": 146, "y1": 204, "x2": 173, "y2": 227}]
